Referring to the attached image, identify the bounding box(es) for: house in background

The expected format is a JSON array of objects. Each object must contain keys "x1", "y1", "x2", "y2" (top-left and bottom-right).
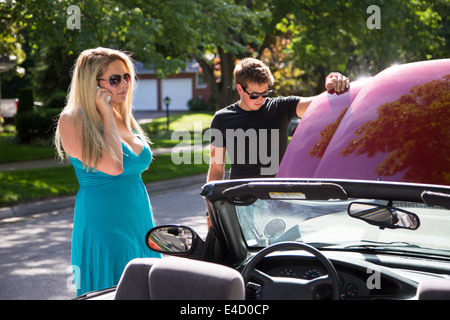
[{"x1": 133, "y1": 61, "x2": 211, "y2": 111}]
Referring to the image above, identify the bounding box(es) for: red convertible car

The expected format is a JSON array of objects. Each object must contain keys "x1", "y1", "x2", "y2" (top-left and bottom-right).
[
  {"x1": 79, "y1": 59, "x2": 450, "y2": 302},
  {"x1": 277, "y1": 58, "x2": 450, "y2": 185}
]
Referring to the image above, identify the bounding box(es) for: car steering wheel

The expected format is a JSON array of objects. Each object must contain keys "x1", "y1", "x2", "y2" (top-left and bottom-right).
[{"x1": 241, "y1": 241, "x2": 341, "y2": 300}]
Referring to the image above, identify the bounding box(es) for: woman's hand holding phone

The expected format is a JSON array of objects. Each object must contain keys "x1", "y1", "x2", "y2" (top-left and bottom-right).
[{"x1": 95, "y1": 86, "x2": 113, "y2": 116}]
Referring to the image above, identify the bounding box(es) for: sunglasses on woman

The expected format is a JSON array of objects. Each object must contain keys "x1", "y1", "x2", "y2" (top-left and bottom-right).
[
  {"x1": 97, "y1": 73, "x2": 131, "y2": 87},
  {"x1": 239, "y1": 83, "x2": 273, "y2": 99}
]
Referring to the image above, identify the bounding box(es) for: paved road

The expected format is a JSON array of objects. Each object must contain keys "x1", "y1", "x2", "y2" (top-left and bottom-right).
[{"x1": 0, "y1": 181, "x2": 208, "y2": 300}]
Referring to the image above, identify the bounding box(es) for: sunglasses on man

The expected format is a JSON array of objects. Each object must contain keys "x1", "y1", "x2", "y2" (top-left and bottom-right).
[
  {"x1": 97, "y1": 73, "x2": 131, "y2": 87},
  {"x1": 239, "y1": 83, "x2": 273, "y2": 99}
]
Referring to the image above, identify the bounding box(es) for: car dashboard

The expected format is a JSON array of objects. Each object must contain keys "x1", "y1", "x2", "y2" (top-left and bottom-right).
[{"x1": 248, "y1": 251, "x2": 450, "y2": 300}]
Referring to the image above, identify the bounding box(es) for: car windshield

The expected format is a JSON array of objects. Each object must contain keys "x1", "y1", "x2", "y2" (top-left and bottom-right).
[{"x1": 235, "y1": 198, "x2": 450, "y2": 258}]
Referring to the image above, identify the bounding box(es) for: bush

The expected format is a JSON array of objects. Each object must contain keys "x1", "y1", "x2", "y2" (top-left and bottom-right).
[
  {"x1": 207, "y1": 95, "x2": 217, "y2": 111},
  {"x1": 17, "y1": 87, "x2": 35, "y2": 114},
  {"x1": 15, "y1": 108, "x2": 61, "y2": 143},
  {"x1": 187, "y1": 97, "x2": 207, "y2": 111},
  {"x1": 44, "y1": 91, "x2": 67, "y2": 109}
]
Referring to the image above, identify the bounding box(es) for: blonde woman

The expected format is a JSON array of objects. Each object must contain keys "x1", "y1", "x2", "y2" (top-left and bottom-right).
[{"x1": 55, "y1": 47, "x2": 160, "y2": 296}]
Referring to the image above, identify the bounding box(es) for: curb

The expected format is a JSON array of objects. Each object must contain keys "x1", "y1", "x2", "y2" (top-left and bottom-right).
[{"x1": 0, "y1": 174, "x2": 206, "y2": 222}]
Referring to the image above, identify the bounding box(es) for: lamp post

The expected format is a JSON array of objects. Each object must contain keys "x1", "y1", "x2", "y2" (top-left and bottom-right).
[{"x1": 163, "y1": 96, "x2": 171, "y2": 130}]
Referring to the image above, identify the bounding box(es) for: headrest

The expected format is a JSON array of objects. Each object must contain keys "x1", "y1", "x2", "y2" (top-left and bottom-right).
[
  {"x1": 115, "y1": 258, "x2": 159, "y2": 300},
  {"x1": 148, "y1": 257, "x2": 245, "y2": 300},
  {"x1": 417, "y1": 279, "x2": 450, "y2": 300}
]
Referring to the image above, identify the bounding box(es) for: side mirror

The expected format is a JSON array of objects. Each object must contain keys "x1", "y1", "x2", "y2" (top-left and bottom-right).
[
  {"x1": 145, "y1": 225, "x2": 198, "y2": 255},
  {"x1": 348, "y1": 202, "x2": 420, "y2": 230}
]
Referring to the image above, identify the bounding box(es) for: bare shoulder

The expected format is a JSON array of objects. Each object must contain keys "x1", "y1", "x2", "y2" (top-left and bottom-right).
[
  {"x1": 59, "y1": 111, "x2": 83, "y2": 134},
  {"x1": 59, "y1": 110, "x2": 80, "y2": 127},
  {"x1": 58, "y1": 111, "x2": 82, "y2": 157}
]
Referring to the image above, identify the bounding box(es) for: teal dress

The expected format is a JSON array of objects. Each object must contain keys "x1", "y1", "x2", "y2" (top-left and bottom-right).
[{"x1": 69, "y1": 136, "x2": 161, "y2": 296}]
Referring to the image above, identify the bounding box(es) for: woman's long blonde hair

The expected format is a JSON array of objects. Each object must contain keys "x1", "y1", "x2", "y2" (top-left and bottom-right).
[{"x1": 54, "y1": 47, "x2": 149, "y2": 171}]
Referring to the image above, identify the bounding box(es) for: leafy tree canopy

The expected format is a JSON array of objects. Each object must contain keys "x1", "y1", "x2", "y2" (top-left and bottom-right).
[{"x1": 1, "y1": 0, "x2": 448, "y2": 106}]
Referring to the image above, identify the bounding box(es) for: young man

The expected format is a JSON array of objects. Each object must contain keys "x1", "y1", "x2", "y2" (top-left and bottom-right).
[{"x1": 207, "y1": 57, "x2": 349, "y2": 182}]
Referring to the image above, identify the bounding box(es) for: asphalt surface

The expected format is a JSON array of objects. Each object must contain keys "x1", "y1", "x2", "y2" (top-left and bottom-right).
[
  {"x1": 0, "y1": 110, "x2": 210, "y2": 299},
  {"x1": 0, "y1": 175, "x2": 208, "y2": 300}
]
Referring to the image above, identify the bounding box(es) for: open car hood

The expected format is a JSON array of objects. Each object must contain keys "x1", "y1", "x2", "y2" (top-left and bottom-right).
[{"x1": 277, "y1": 59, "x2": 450, "y2": 186}]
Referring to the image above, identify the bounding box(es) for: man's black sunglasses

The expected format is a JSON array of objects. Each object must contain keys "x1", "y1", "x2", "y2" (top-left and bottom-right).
[
  {"x1": 239, "y1": 83, "x2": 273, "y2": 99},
  {"x1": 97, "y1": 73, "x2": 131, "y2": 87}
]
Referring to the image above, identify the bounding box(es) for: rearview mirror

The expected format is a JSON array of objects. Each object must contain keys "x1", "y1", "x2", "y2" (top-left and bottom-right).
[
  {"x1": 348, "y1": 202, "x2": 420, "y2": 230},
  {"x1": 145, "y1": 225, "x2": 197, "y2": 255}
]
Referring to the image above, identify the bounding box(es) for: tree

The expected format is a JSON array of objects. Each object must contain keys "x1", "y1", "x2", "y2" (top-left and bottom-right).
[
  {"x1": 1, "y1": 0, "x2": 261, "y2": 103},
  {"x1": 0, "y1": 1, "x2": 26, "y2": 66},
  {"x1": 1, "y1": 0, "x2": 449, "y2": 106},
  {"x1": 283, "y1": 0, "x2": 449, "y2": 94}
]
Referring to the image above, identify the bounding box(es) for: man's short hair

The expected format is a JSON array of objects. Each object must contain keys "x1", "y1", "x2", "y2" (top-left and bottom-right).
[{"x1": 234, "y1": 58, "x2": 274, "y2": 87}]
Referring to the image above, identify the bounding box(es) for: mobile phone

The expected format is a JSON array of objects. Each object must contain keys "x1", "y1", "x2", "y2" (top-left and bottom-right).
[{"x1": 97, "y1": 86, "x2": 112, "y2": 103}]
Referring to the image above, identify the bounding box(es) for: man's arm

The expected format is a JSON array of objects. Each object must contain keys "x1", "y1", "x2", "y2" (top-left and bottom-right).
[
  {"x1": 296, "y1": 97, "x2": 315, "y2": 118},
  {"x1": 207, "y1": 145, "x2": 227, "y2": 182},
  {"x1": 296, "y1": 72, "x2": 350, "y2": 118},
  {"x1": 206, "y1": 144, "x2": 227, "y2": 229}
]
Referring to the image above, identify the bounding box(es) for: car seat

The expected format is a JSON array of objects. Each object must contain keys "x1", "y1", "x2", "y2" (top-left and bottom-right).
[{"x1": 115, "y1": 257, "x2": 245, "y2": 300}]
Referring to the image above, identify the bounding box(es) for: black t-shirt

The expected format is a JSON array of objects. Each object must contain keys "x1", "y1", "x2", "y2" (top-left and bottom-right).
[{"x1": 210, "y1": 96, "x2": 299, "y2": 179}]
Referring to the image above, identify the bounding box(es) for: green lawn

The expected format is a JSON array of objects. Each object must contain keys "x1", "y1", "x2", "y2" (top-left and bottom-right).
[
  {"x1": 0, "y1": 141, "x2": 57, "y2": 163},
  {"x1": 0, "y1": 166, "x2": 78, "y2": 204},
  {"x1": 0, "y1": 111, "x2": 214, "y2": 163},
  {"x1": 0, "y1": 151, "x2": 210, "y2": 207},
  {"x1": 0, "y1": 111, "x2": 214, "y2": 207},
  {"x1": 143, "y1": 111, "x2": 213, "y2": 148},
  {"x1": 141, "y1": 111, "x2": 214, "y2": 134}
]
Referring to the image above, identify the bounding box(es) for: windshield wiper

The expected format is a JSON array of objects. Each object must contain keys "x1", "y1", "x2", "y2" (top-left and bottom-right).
[
  {"x1": 309, "y1": 240, "x2": 424, "y2": 254},
  {"x1": 343, "y1": 240, "x2": 422, "y2": 250},
  {"x1": 342, "y1": 241, "x2": 450, "y2": 261},
  {"x1": 307, "y1": 241, "x2": 450, "y2": 261}
]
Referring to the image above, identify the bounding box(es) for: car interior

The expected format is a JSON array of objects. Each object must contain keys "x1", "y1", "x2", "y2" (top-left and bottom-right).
[
  {"x1": 79, "y1": 179, "x2": 450, "y2": 300},
  {"x1": 198, "y1": 179, "x2": 450, "y2": 300}
]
